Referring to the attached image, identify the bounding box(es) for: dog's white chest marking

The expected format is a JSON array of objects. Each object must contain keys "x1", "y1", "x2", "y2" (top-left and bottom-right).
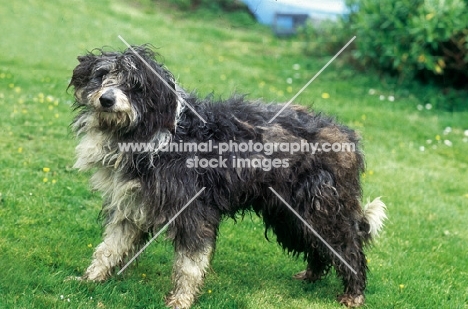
[
  {"x1": 74, "y1": 130, "x2": 107, "y2": 170},
  {"x1": 74, "y1": 130, "x2": 122, "y2": 171}
]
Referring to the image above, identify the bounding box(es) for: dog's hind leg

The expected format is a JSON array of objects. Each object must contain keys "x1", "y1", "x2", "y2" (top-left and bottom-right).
[
  {"x1": 293, "y1": 249, "x2": 330, "y2": 283},
  {"x1": 333, "y1": 232, "x2": 367, "y2": 307},
  {"x1": 82, "y1": 219, "x2": 143, "y2": 282},
  {"x1": 165, "y1": 240, "x2": 213, "y2": 309}
]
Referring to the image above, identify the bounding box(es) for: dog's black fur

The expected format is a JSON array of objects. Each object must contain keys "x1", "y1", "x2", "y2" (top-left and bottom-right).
[{"x1": 69, "y1": 45, "x2": 386, "y2": 308}]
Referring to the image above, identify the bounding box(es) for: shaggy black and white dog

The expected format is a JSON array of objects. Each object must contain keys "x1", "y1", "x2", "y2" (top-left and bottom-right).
[{"x1": 69, "y1": 45, "x2": 386, "y2": 308}]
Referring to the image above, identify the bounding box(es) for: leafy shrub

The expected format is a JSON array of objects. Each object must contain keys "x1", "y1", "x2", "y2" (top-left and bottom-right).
[
  {"x1": 298, "y1": 0, "x2": 468, "y2": 87},
  {"x1": 297, "y1": 19, "x2": 354, "y2": 57},
  {"x1": 346, "y1": 0, "x2": 468, "y2": 87},
  {"x1": 297, "y1": 0, "x2": 468, "y2": 109}
]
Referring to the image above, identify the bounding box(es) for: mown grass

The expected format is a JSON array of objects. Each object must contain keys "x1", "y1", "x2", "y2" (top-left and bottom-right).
[{"x1": 0, "y1": 0, "x2": 467, "y2": 308}]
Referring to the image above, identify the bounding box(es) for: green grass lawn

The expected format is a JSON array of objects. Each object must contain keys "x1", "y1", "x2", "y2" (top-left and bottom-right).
[{"x1": 1, "y1": 0, "x2": 467, "y2": 308}]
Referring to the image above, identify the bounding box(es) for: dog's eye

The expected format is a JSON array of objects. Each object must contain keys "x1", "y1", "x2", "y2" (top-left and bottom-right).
[{"x1": 93, "y1": 69, "x2": 109, "y2": 81}]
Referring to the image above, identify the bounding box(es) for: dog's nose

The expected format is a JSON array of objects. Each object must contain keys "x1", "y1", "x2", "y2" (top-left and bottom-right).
[{"x1": 99, "y1": 92, "x2": 115, "y2": 108}]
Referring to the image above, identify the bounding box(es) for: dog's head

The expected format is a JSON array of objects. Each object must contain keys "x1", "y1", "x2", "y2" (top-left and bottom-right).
[{"x1": 69, "y1": 45, "x2": 178, "y2": 137}]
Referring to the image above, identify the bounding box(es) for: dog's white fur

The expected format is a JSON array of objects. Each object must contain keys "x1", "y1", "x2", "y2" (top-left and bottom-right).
[
  {"x1": 166, "y1": 244, "x2": 213, "y2": 308},
  {"x1": 363, "y1": 197, "x2": 387, "y2": 238}
]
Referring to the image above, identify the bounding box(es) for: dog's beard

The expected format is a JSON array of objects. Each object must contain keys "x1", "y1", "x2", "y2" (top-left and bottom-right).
[
  {"x1": 85, "y1": 87, "x2": 138, "y2": 130},
  {"x1": 95, "y1": 110, "x2": 136, "y2": 130}
]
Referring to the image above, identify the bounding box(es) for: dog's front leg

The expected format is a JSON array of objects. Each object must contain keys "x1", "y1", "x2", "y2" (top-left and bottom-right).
[
  {"x1": 82, "y1": 219, "x2": 142, "y2": 282},
  {"x1": 165, "y1": 242, "x2": 213, "y2": 309}
]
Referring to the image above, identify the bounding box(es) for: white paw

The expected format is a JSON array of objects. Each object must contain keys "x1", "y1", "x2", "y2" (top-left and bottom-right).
[
  {"x1": 80, "y1": 264, "x2": 111, "y2": 282},
  {"x1": 64, "y1": 276, "x2": 83, "y2": 282},
  {"x1": 165, "y1": 292, "x2": 195, "y2": 309}
]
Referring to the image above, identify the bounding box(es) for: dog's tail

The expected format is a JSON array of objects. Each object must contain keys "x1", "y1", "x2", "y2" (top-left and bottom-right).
[{"x1": 362, "y1": 197, "x2": 387, "y2": 239}]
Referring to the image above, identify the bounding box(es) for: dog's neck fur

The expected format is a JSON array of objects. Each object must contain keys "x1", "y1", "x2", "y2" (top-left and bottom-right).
[
  {"x1": 73, "y1": 127, "x2": 123, "y2": 171},
  {"x1": 73, "y1": 97, "x2": 184, "y2": 172}
]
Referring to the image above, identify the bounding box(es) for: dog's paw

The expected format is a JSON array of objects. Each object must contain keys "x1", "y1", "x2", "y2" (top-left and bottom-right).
[
  {"x1": 293, "y1": 270, "x2": 308, "y2": 280},
  {"x1": 64, "y1": 276, "x2": 83, "y2": 282},
  {"x1": 292, "y1": 270, "x2": 323, "y2": 283},
  {"x1": 165, "y1": 291, "x2": 194, "y2": 309},
  {"x1": 80, "y1": 264, "x2": 111, "y2": 282},
  {"x1": 81, "y1": 271, "x2": 108, "y2": 282},
  {"x1": 337, "y1": 294, "x2": 365, "y2": 307},
  {"x1": 64, "y1": 273, "x2": 107, "y2": 283}
]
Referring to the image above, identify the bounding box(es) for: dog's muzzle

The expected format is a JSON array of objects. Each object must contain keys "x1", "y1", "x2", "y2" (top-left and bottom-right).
[{"x1": 99, "y1": 90, "x2": 115, "y2": 108}]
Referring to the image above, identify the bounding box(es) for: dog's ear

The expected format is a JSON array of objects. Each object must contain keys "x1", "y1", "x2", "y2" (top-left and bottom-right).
[
  {"x1": 77, "y1": 55, "x2": 87, "y2": 63},
  {"x1": 145, "y1": 66, "x2": 179, "y2": 133},
  {"x1": 69, "y1": 54, "x2": 99, "y2": 90},
  {"x1": 124, "y1": 46, "x2": 179, "y2": 133}
]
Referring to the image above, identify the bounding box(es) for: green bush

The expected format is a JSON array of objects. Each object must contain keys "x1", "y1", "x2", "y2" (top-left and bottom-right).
[
  {"x1": 346, "y1": 0, "x2": 468, "y2": 87},
  {"x1": 297, "y1": 19, "x2": 354, "y2": 57},
  {"x1": 297, "y1": 0, "x2": 468, "y2": 109}
]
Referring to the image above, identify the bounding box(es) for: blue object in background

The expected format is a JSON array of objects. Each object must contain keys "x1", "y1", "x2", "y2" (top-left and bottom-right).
[{"x1": 275, "y1": 15, "x2": 294, "y2": 29}]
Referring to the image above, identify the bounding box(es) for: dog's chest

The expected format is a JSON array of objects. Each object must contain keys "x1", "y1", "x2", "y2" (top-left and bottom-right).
[
  {"x1": 74, "y1": 131, "x2": 121, "y2": 170},
  {"x1": 91, "y1": 166, "x2": 147, "y2": 227}
]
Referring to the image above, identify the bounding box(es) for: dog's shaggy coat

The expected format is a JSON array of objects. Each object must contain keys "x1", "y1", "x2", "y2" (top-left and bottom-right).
[{"x1": 69, "y1": 46, "x2": 386, "y2": 308}]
